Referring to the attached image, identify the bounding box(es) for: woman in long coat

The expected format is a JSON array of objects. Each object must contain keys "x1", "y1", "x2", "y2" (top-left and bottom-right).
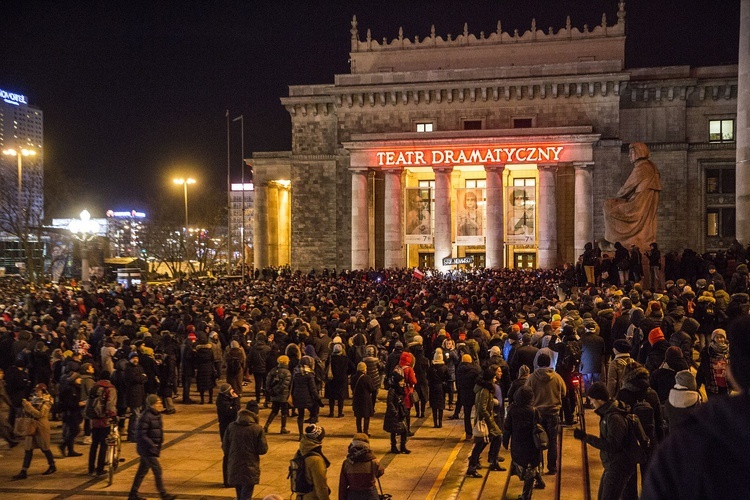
[
  {"x1": 503, "y1": 385, "x2": 543, "y2": 498},
  {"x1": 195, "y1": 335, "x2": 217, "y2": 404},
  {"x1": 291, "y1": 356, "x2": 319, "y2": 438},
  {"x1": 351, "y1": 362, "x2": 377, "y2": 435},
  {"x1": 325, "y1": 344, "x2": 351, "y2": 418},
  {"x1": 427, "y1": 348, "x2": 449, "y2": 428},
  {"x1": 12, "y1": 383, "x2": 56, "y2": 479},
  {"x1": 222, "y1": 408, "x2": 268, "y2": 500}
]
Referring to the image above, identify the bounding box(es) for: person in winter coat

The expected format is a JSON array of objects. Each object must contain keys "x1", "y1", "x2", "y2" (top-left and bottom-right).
[
  {"x1": 124, "y1": 351, "x2": 147, "y2": 442},
  {"x1": 225, "y1": 340, "x2": 246, "y2": 398},
  {"x1": 384, "y1": 340, "x2": 403, "y2": 384},
  {"x1": 383, "y1": 371, "x2": 409, "y2": 454},
  {"x1": 466, "y1": 365, "x2": 504, "y2": 478},
  {"x1": 295, "y1": 424, "x2": 331, "y2": 500},
  {"x1": 607, "y1": 339, "x2": 635, "y2": 397},
  {"x1": 195, "y1": 335, "x2": 217, "y2": 404},
  {"x1": 325, "y1": 344, "x2": 351, "y2": 418},
  {"x1": 361, "y1": 346, "x2": 383, "y2": 413},
  {"x1": 351, "y1": 362, "x2": 377, "y2": 435},
  {"x1": 663, "y1": 370, "x2": 702, "y2": 433},
  {"x1": 128, "y1": 394, "x2": 175, "y2": 500},
  {"x1": 408, "y1": 337, "x2": 430, "y2": 418},
  {"x1": 157, "y1": 339, "x2": 178, "y2": 415},
  {"x1": 649, "y1": 346, "x2": 689, "y2": 404},
  {"x1": 58, "y1": 370, "x2": 84, "y2": 457},
  {"x1": 616, "y1": 363, "x2": 664, "y2": 500},
  {"x1": 249, "y1": 332, "x2": 272, "y2": 404},
  {"x1": 442, "y1": 338, "x2": 459, "y2": 411},
  {"x1": 101, "y1": 340, "x2": 117, "y2": 375},
  {"x1": 12, "y1": 383, "x2": 56, "y2": 480},
  {"x1": 455, "y1": 354, "x2": 481, "y2": 439},
  {"x1": 697, "y1": 328, "x2": 731, "y2": 398},
  {"x1": 580, "y1": 327, "x2": 606, "y2": 399},
  {"x1": 216, "y1": 384, "x2": 241, "y2": 487},
  {"x1": 222, "y1": 405, "x2": 268, "y2": 500},
  {"x1": 338, "y1": 433, "x2": 384, "y2": 500},
  {"x1": 180, "y1": 334, "x2": 196, "y2": 404},
  {"x1": 573, "y1": 382, "x2": 636, "y2": 500},
  {"x1": 645, "y1": 327, "x2": 670, "y2": 374},
  {"x1": 263, "y1": 355, "x2": 292, "y2": 434},
  {"x1": 397, "y1": 351, "x2": 418, "y2": 436},
  {"x1": 483, "y1": 346, "x2": 511, "y2": 400},
  {"x1": 510, "y1": 334, "x2": 539, "y2": 380},
  {"x1": 88, "y1": 371, "x2": 117, "y2": 476},
  {"x1": 526, "y1": 353, "x2": 566, "y2": 475},
  {"x1": 670, "y1": 318, "x2": 698, "y2": 368},
  {"x1": 292, "y1": 356, "x2": 321, "y2": 438},
  {"x1": 427, "y1": 348, "x2": 449, "y2": 428},
  {"x1": 503, "y1": 385, "x2": 543, "y2": 499},
  {"x1": 507, "y1": 365, "x2": 531, "y2": 404}
]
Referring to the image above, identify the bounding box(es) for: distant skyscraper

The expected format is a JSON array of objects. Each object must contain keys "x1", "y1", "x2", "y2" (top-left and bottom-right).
[
  {"x1": 0, "y1": 88, "x2": 44, "y2": 220},
  {"x1": 229, "y1": 182, "x2": 254, "y2": 265}
]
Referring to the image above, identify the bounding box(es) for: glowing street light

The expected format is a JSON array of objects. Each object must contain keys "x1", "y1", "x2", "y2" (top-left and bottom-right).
[
  {"x1": 3, "y1": 148, "x2": 36, "y2": 210},
  {"x1": 69, "y1": 209, "x2": 100, "y2": 289}
]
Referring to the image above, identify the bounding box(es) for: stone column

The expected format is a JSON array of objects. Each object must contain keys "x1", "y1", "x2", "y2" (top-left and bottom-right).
[
  {"x1": 267, "y1": 183, "x2": 279, "y2": 266},
  {"x1": 351, "y1": 168, "x2": 370, "y2": 270},
  {"x1": 253, "y1": 182, "x2": 268, "y2": 270},
  {"x1": 384, "y1": 168, "x2": 404, "y2": 268},
  {"x1": 434, "y1": 166, "x2": 453, "y2": 272},
  {"x1": 737, "y1": 0, "x2": 750, "y2": 243},
  {"x1": 574, "y1": 162, "x2": 594, "y2": 258},
  {"x1": 485, "y1": 164, "x2": 505, "y2": 268},
  {"x1": 537, "y1": 165, "x2": 558, "y2": 269},
  {"x1": 278, "y1": 184, "x2": 291, "y2": 265}
]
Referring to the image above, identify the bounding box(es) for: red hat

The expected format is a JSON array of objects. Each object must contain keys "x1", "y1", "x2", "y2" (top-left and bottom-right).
[
  {"x1": 648, "y1": 327, "x2": 665, "y2": 346},
  {"x1": 187, "y1": 332, "x2": 197, "y2": 341},
  {"x1": 187, "y1": 325, "x2": 195, "y2": 332}
]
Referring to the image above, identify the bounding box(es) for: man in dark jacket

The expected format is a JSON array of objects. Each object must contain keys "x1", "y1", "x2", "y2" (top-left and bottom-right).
[
  {"x1": 222, "y1": 403, "x2": 268, "y2": 500},
  {"x1": 128, "y1": 394, "x2": 175, "y2": 500},
  {"x1": 124, "y1": 352, "x2": 147, "y2": 442},
  {"x1": 216, "y1": 384, "x2": 240, "y2": 487},
  {"x1": 509, "y1": 333, "x2": 538, "y2": 379},
  {"x1": 88, "y1": 371, "x2": 117, "y2": 476},
  {"x1": 454, "y1": 354, "x2": 481, "y2": 439},
  {"x1": 574, "y1": 382, "x2": 636, "y2": 500},
  {"x1": 248, "y1": 333, "x2": 271, "y2": 404}
]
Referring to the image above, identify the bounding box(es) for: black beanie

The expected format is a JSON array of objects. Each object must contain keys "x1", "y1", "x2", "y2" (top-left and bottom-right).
[
  {"x1": 728, "y1": 315, "x2": 750, "y2": 392},
  {"x1": 587, "y1": 381, "x2": 610, "y2": 401}
]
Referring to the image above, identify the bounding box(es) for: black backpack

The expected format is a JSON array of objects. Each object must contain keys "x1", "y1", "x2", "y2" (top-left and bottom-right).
[
  {"x1": 631, "y1": 398, "x2": 656, "y2": 443},
  {"x1": 605, "y1": 408, "x2": 650, "y2": 464},
  {"x1": 288, "y1": 450, "x2": 319, "y2": 494},
  {"x1": 561, "y1": 341, "x2": 582, "y2": 371},
  {"x1": 85, "y1": 385, "x2": 107, "y2": 419}
]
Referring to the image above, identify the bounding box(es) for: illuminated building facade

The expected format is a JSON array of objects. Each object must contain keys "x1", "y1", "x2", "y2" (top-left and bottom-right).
[{"x1": 252, "y1": 3, "x2": 738, "y2": 271}]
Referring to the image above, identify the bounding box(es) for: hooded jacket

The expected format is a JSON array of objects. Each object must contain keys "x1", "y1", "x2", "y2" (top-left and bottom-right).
[
  {"x1": 222, "y1": 409, "x2": 268, "y2": 486},
  {"x1": 474, "y1": 378, "x2": 502, "y2": 437},
  {"x1": 617, "y1": 366, "x2": 664, "y2": 442},
  {"x1": 526, "y1": 367, "x2": 566, "y2": 415},
  {"x1": 664, "y1": 386, "x2": 701, "y2": 432},
  {"x1": 297, "y1": 436, "x2": 331, "y2": 500}
]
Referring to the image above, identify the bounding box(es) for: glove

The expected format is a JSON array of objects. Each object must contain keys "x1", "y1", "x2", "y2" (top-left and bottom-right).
[{"x1": 573, "y1": 428, "x2": 585, "y2": 441}]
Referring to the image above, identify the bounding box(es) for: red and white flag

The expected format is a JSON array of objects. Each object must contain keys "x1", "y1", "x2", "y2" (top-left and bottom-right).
[{"x1": 413, "y1": 269, "x2": 425, "y2": 280}]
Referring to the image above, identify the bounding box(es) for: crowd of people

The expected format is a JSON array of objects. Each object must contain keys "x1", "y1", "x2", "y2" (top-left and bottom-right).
[{"x1": 0, "y1": 245, "x2": 749, "y2": 500}]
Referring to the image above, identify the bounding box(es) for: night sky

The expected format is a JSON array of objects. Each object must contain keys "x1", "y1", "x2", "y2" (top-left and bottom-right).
[{"x1": 0, "y1": 0, "x2": 741, "y2": 222}]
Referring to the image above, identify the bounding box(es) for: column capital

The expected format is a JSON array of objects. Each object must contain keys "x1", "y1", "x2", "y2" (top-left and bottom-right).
[
  {"x1": 349, "y1": 167, "x2": 370, "y2": 174},
  {"x1": 431, "y1": 165, "x2": 454, "y2": 173},
  {"x1": 484, "y1": 164, "x2": 506, "y2": 172},
  {"x1": 573, "y1": 161, "x2": 596, "y2": 170},
  {"x1": 537, "y1": 164, "x2": 558, "y2": 173}
]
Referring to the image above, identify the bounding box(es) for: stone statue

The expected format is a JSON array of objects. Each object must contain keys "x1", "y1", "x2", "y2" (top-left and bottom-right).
[{"x1": 603, "y1": 142, "x2": 662, "y2": 251}]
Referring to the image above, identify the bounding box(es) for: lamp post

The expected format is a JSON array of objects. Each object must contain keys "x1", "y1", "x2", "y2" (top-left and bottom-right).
[
  {"x1": 69, "y1": 209, "x2": 100, "y2": 291},
  {"x1": 232, "y1": 114, "x2": 245, "y2": 280},
  {"x1": 173, "y1": 178, "x2": 196, "y2": 231},
  {"x1": 2, "y1": 148, "x2": 36, "y2": 211}
]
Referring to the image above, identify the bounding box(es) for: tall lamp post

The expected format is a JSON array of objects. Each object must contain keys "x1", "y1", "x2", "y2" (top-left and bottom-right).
[
  {"x1": 174, "y1": 178, "x2": 196, "y2": 278},
  {"x1": 232, "y1": 114, "x2": 246, "y2": 280},
  {"x1": 69, "y1": 209, "x2": 100, "y2": 291},
  {"x1": 2, "y1": 148, "x2": 36, "y2": 211}
]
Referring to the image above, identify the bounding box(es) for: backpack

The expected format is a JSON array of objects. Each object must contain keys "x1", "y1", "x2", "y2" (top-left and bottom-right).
[
  {"x1": 605, "y1": 409, "x2": 650, "y2": 464},
  {"x1": 561, "y1": 341, "x2": 582, "y2": 371},
  {"x1": 58, "y1": 375, "x2": 78, "y2": 412},
  {"x1": 85, "y1": 385, "x2": 107, "y2": 420},
  {"x1": 226, "y1": 356, "x2": 242, "y2": 376},
  {"x1": 353, "y1": 344, "x2": 368, "y2": 365},
  {"x1": 631, "y1": 398, "x2": 656, "y2": 443},
  {"x1": 266, "y1": 368, "x2": 281, "y2": 397},
  {"x1": 288, "y1": 450, "x2": 319, "y2": 494}
]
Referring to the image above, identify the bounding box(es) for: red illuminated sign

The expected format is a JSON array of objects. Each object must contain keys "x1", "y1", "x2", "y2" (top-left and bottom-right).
[{"x1": 376, "y1": 146, "x2": 564, "y2": 167}]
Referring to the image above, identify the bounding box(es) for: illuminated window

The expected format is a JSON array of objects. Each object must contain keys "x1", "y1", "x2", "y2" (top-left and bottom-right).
[
  {"x1": 709, "y1": 119, "x2": 734, "y2": 142},
  {"x1": 705, "y1": 168, "x2": 735, "y2": 194},
  {"x1": 465, "y1": 179, "x2": 486, "y2": 189},
  {"x1": 706, "y1": 208, "x2": 735, "y2": 238},
  {"x1": 416, "y1": 122, "x2": 433, "y2": 133}
]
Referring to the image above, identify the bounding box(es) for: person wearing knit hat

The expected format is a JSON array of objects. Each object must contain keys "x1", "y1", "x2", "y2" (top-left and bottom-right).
[
  {"x1": 384, "y1": 369, "x2": 410, "y2": 454},
  {"x1": 339, "y1": 433, "x2": 384, "y2": 499},
  {"x1": 696, "y1": 327, "x2": 730, "y2": 398},
  {"x1": 263, "y1": 353, "x2": 292, "y2": 435},
  {"x1": 573, "y1": 380, "x2": 636, "y2": 500},
  {"x1": 607, "y1": 340, "x2": 635, "y2": 398},
  {"x1": 127, "y1": 393, "x2": 176, "y2": 500},
  {"x1": 427, "y1": 348, "x2": 449, "y2": 428},
  {"x1": 222, "y1": 407, "x2": 268, "y2": 500},
  {"x1": 650, "y1": 346, "x2": 689, "y2": 403},
  {"x1": 645, "y1": 326, "x2": 670, "y2": 374},
  {"x1": 461, "y1": 353, "x2": 473, "y2": 364},
  {"x1": 293, "y1": 424, "x2": 330, "y2": 499},
  {"x1": 663, "y1": 369, "x2": 702, "y2": 434},
  {"x1": 216, "y1": 382, "x2": 240, "y2": 487}
]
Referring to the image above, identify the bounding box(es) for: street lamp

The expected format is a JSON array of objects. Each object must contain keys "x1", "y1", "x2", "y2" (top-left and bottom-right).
[
  {"x1": 173, "y1": 178, "x2": 196, "y2": 231},
  {"x1": 3, "y1": 148, "x2": 36, "y2": 210},
  {"x1": 69, "y1": 209, "x2": 100, "y2": 290}
]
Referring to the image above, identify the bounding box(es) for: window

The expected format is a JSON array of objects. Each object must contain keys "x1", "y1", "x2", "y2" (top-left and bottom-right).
[
  {"x1": 707, "y1": 208, "x2": 735, "y2": 238},
  {"x1": 705, "y1": 169, "x2": 735, "y2": 194},
  {"x1": 465, "y1": 179, "x2": 486, "y2": 189},
  {"x1": 416, "y1": 122, "x2": 433, "y2": 133},
  {"x1": 709, "y1": 119, "x2": 734, "y2": 142},
  {"x1": 513, "y1": 118, "x2": 533, "y2": 129},
  {"x1": 463, "y1": 120, "x2": 482, "y2": 130}
]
